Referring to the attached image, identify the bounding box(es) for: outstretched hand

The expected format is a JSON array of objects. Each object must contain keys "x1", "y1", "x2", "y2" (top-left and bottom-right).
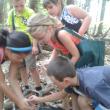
[
  {"x1": 28, "y1": 95, "x2": 40, "y2": 105},
  {"x1": 18, "y1": 98, "x2": 36, "y2": 110}
]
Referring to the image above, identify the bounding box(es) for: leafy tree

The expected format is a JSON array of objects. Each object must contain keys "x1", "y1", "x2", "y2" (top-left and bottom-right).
[
  {"x1": 84, "y1": 0, "x2": 91, "y2": 12},
  {"x1": 29, "y1": 0, "x2": 38, "y2": 12},
  {"x1": 0, "y1": 0, "x2": 4, "y2": 23}
]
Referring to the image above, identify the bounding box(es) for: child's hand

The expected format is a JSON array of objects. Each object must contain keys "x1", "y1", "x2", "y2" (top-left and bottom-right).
[
  {"x1": 28, "y1": 95, "x2": 40, "y2": 104},
  {"x1": 19, "y1": 98, "x2": 35, "y2": 110},
  {"x1": 32, "y1": 46, "x2": 39, "y2": 55}
]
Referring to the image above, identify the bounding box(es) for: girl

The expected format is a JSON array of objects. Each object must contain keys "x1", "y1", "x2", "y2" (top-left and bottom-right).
[
  {"x1": 28, "y1": 13, "x2": 80, "y2": 67},
  {"x1": 0, "y1": 30, "x2": 34, "y2": 110},
  {"x1": 43, "y1": 0, "x2": 91, "y2": 36},
  {"x1": 27, "y1": 13, "x2": 81, "y2": 110}
]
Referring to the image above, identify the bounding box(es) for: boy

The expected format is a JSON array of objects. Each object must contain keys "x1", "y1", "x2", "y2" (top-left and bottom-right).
[
  {"x1": 29, "y1": 56, "x2": 110, "y2": 110},
  {"x1": 7, "y1": 0, "x2": 41, "y2": 92}
]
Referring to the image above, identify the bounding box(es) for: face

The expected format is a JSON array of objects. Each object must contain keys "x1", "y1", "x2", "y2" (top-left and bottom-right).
[
  {"x1": 6, "y1": 49, "x2": 28, "y2": 63},
  {"x1": 45, "y1": 3, "x2": 60, "y2": 17},
  {"x1": 13, "y1": 0, "x2": 25, "y2": 13},
  {"x1": 50, "y1": 76, "x2": 67, "y2": 89},
  {"x1": 31, "y1": 31, "x2": 46, "y2": 40},
  {"x1": 31, "y1": 28, "x2": 52, "y2": 44}
]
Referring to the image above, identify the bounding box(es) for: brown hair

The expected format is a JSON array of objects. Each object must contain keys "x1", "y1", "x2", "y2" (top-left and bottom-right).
[
  {"x1": 47, "y1": 56, "x2": 76, "y2": 82},
  {"x1": 43, "y1": 0, "x2": 64, "y2": 10}
]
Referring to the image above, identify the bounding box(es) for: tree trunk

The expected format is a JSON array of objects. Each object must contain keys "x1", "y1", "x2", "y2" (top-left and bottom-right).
[
  {"x1": 0, "y1": 0, "x2": 4, "y2": 23},
  {"x1": 29, "y1": 0, "x2": 39, "y2": 12},
  {"x1": 84, "y1": 0, "x2": 91, "y2": 12},
  {"x1": 97, "y1": 0, "x2": 106, "y2": 34},
  {"x1": 66, "y1": 0, "x2": 74, "y2": 5}
]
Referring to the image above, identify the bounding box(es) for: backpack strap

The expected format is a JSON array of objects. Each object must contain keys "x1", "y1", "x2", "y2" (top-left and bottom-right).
[
  {"x1": 63, "y1": 27, "x2": 84, "y2": 40},
  {"x1": 55, "y1": 29, "x2": 64, "y2": 45},
  {"x1": 12, "y1": 10, "x2": 16, "y2": 30},
  {"x1": 54, "y1": 27, "x2": 82, "y2": 46}
]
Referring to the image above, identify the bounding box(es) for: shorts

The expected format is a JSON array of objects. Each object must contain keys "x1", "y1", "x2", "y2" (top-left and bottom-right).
[
  {"x1": 18, "y1": 59, "x2": 26, "y2": 69},
  {"x1": 25, "y1": 53, "x2": 37, "y2": 70}
]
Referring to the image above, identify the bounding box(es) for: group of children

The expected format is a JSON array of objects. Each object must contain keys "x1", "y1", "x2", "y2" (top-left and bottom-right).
[{"x1": 0, "y1": 0, "x2": 110, "y2": 110}]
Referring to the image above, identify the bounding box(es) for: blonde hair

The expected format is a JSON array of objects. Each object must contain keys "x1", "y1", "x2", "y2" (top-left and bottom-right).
[{"x1": 27, "y1": 13, "x2": 63, "y2": 34}]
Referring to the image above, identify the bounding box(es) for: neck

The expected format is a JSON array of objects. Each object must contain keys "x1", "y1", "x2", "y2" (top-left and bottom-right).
[
  {"x1": 72, "y1": 76, "x2": 79, "y2": 86},
  {"x1": 16, "y1": 8, "x2": 25, "y2": 15}
]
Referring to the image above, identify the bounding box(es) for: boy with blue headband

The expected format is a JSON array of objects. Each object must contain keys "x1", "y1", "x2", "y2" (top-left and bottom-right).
[
  {"x1": 0, "y1": 30, "x2": 35, "y2": 110},
  {"x1": 7, "y1": 0, "x2": 41, "y2": 93}
]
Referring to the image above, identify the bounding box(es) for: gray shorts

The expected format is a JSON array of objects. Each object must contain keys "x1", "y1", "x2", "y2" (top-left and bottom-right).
[{"x1": 25, "y1": 54, "x2": 37, "y2": 70}]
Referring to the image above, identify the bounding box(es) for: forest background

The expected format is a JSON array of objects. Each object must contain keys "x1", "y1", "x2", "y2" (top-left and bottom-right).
[
  {"x1": 0, "y1": 0, "x2": 110, "y2": 37},
  {"x1": 1, "y1": 1, "x2": 110, "y2": 109}
]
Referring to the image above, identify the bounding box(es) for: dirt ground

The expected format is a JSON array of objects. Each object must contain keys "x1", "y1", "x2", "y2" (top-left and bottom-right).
[{"x1": 1, "y1": 37, "x2": 110, "y2": 110}]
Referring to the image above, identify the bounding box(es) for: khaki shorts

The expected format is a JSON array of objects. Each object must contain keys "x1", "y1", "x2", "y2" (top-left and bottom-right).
[
  {"x1": 17, "y1": 53, "x2": 37, "y2": 73},
  {"x1": 18, "y1": 59, "x2": 26, "y2": 69},
  {"x1": 25, "y1": 54, "x2": 37, "y2": 71}
]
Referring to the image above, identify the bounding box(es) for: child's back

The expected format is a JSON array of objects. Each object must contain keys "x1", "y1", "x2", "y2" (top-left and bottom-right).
[{"x1": 77, "y1": 65, "x2": 110, "y2": 109}]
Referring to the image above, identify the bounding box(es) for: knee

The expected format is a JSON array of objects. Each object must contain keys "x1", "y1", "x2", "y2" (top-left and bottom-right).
[
  {"x1": 30, "y1": 68, "x2": 38, "y2": 74},
  {"x1": 78, "y1": 96, "x2": 88, "y2": 109},
  {"x1": 0, "y1": 74, "x2": 5, "y2": 88}
]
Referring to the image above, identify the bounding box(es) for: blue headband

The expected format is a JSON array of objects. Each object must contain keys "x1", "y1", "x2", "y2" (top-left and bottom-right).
[{"x1": 7, "y1": 46, "x2": 32, "y2": 53}]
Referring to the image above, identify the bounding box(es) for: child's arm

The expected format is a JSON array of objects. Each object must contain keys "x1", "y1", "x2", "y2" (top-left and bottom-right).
[
  {"x1": 49, "y1": 49, "x2": 58, "y2": 62},
  {"x1": 68, "y1": 5, "x2": 91, "y2": 36},
  {"x1": 29, "y1": 90, "x2": 67, "y2": 104},
  {"x1": 58, "y1": 30, "x2": 80, "y2": 65},
  {"x1": 8, "y1": 62, "x2": 33, "y2": 110},
  {"x1": 32, "y1": 38, "x2": 39, "y2": 55}
]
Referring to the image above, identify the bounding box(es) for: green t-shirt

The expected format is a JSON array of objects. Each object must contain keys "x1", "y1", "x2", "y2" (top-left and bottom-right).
[
  {"x1": 7, "y1": 7, "x2": 34, "y2": 31},
  {"x1": 7, "y1": 7, "x2": 34, "y2": 42}
]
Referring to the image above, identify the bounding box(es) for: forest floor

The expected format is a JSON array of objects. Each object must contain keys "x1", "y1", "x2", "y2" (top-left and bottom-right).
[{"x1": 2, "y1": 35, "x2": 110, "y2": 110}]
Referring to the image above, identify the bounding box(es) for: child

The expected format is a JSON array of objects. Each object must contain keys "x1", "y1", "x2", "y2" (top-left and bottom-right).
[
  {"x1": 43, "y1": 0, "x2": 91, "y2": 36},
  {"x1": 7, "y1": 0, "x2": 41, "y2": 92},
  {"x1": 28, "y1": 13, "x2": 96, "y2": 69},
  {"x1": 0, "y1": 29, "x2": 34, "y2": 110},
  {"x1": 29, "y1": 56, "x2": 110, "y2": 110},
  {"x1": 27, "y1": 13, "x2": 80, "y2": 67}
]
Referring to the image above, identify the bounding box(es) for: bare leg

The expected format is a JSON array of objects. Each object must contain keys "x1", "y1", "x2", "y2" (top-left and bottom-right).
[
  {"x1": 0, "y1": 72, "x2": 4, "y2": 109},
  {"x1": 78, "y1": 96, "x2": 93, "y2": 110},
  {"x1": 20, "y1": 67, "x2": 29, "y2": 87},
  {"x1": 0, "y1": 91, "x2": 4, "y2": 109},
  {"x1": 30, "y1": 68, "x2": 41, "y2": 88},
  {"x1": 25, "y1": 54, "x2": 41, "y2": 90}
]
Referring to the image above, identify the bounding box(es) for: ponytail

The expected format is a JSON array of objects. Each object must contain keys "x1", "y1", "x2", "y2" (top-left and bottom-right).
[{"x1": 0, "y1": 29, "x2": 9, "y2": 47}]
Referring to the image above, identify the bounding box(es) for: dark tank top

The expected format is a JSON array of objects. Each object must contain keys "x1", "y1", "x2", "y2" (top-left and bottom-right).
[{"x1": 60, "y1": 7, "x2": 82, "y2": 32}]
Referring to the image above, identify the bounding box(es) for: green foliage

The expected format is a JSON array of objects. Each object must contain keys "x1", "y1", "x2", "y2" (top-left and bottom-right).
[{"x1": 28, "y1": 0, "x2": 48, "y2": 15}]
